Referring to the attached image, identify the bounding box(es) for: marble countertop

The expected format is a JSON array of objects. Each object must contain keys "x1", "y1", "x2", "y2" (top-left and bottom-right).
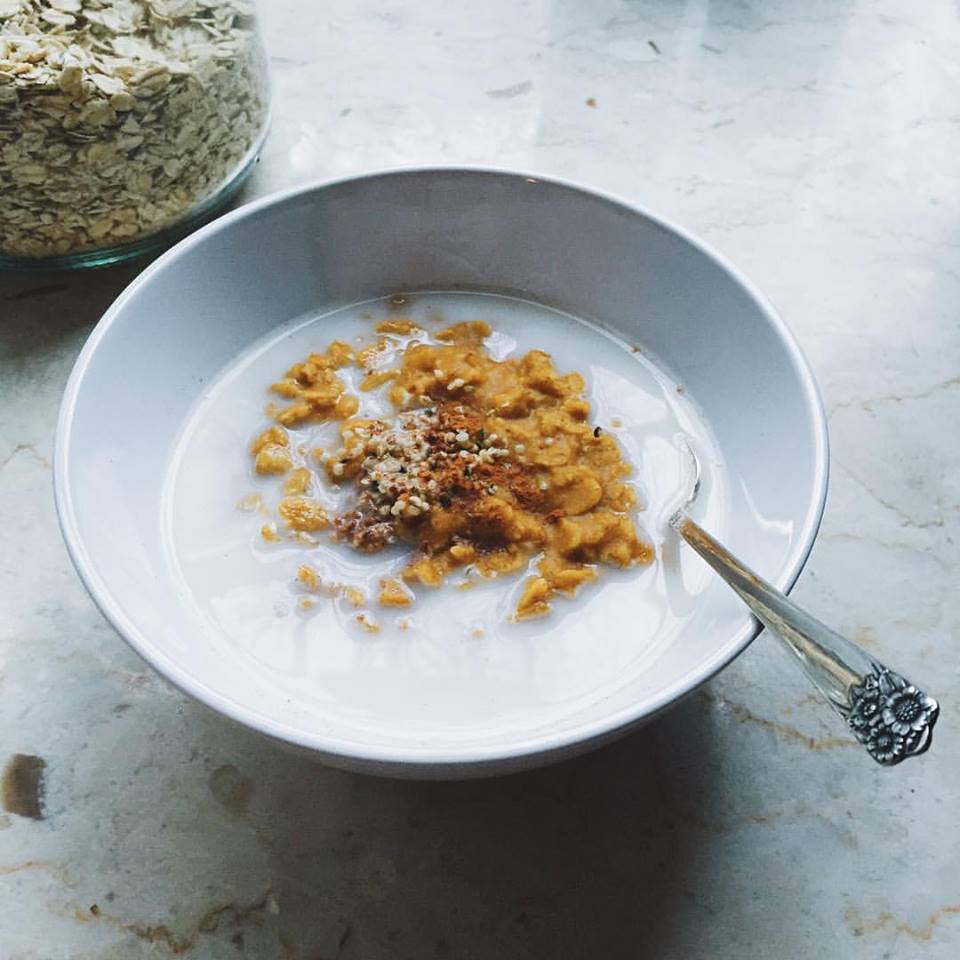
[{"x1": 2, "y1": 1, "x2": 958, "y2": 956}]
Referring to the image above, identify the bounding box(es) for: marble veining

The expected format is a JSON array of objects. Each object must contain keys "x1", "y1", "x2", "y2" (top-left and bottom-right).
[{"x1": 2, "y1": 0, "x2": 959, "y2": 956}]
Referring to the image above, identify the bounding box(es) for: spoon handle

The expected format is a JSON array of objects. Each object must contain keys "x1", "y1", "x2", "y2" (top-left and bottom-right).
[{"x1": 670, "y1": 510, "x2": 939, "y2": 766}]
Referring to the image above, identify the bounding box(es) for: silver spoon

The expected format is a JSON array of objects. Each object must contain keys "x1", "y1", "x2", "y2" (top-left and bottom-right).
[{"x1": 670, "y1": 441, "x2": 939, "y2": 766}]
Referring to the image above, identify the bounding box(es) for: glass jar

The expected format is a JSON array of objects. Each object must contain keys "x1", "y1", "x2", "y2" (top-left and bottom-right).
[{"x1": 0, "y1": 0, "x2": 269, "y2": 269}]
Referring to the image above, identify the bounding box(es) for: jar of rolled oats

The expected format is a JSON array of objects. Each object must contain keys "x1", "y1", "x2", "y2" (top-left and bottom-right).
[{"x1": 0, "y1": 0, "x2": 269, "y2": 268}]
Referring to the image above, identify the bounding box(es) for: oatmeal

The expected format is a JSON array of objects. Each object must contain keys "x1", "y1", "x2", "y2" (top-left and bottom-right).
[{"x1": 248, "y1": 318, "x2": 653, "y2": 621}]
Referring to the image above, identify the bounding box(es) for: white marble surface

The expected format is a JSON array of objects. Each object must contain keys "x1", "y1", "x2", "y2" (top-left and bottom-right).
[{"x1": 2, "y1": 0, "x2": 958, "y2": 956}]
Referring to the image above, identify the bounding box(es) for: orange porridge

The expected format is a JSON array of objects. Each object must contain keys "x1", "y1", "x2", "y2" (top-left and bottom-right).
[{"x1": 248, "y1": 319, "x2": 653, "y2": 620}]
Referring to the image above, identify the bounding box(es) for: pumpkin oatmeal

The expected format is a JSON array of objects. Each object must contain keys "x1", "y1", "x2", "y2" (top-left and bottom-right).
[{"x1": 248, "y1": 318, "x2": 653, "y2": 620}]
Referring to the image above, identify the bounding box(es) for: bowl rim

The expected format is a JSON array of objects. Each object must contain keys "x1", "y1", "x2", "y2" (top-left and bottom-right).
[{"x1": 54, "y1": 164, "x2": 830, "y2": 770}]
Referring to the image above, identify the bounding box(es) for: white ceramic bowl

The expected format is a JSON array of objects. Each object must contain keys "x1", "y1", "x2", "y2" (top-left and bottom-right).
[{"x1": 55, "y1": 168, "x2": 828, "y2": 778}]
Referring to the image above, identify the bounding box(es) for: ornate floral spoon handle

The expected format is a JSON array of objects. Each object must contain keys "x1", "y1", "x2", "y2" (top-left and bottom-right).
[{"x1": 670, "y1": 510, "x2": 939, "y2": 766}]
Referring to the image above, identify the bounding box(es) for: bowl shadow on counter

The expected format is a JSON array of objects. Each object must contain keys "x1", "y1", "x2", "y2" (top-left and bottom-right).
[{"x1": 199, "y1": 692, "x2": 724, "y2": 959}]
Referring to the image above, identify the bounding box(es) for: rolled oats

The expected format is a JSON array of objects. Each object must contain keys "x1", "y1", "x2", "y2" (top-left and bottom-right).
[{"x1": 0, "y1": 0, "x2": 268, "y2": 260}]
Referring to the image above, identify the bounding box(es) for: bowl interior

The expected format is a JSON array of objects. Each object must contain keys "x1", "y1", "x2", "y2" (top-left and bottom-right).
[{"x1": 56, "y1": 169, "x2": 826, "y2": 773}]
